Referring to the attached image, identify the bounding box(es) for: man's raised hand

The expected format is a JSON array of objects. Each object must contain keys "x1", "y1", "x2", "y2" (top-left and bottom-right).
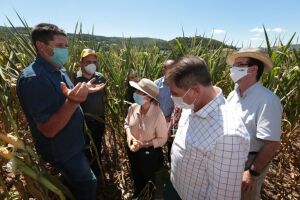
[
  {"x1": 86, "y1": 78, "x2": 106, "y2": 93},
  {"x1": 60, "y1": 82, "x2": 89, "y2": 103}
]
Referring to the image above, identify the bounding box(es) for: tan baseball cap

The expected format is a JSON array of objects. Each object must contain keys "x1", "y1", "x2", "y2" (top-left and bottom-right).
[{"x1": 80, "y1": 49, "x2": 97, "y2": 59}]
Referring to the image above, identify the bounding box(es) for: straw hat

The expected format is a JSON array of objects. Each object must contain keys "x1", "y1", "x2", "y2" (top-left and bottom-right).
[
  {"x1": 227, "y1": 48, "x2": 273, "y2": 72},
  {"x1": 129, "y1": 78, "x2": 159, "y2": 101}
]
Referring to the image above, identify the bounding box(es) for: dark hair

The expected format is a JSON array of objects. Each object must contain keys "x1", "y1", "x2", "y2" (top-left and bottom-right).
[
  {"x1": 248, "y1": 58, "x2": 264, "y2": 81},
  {"x1": 31, "y1": 23, "x2": 66, "y2": 50},
  {"x1": 166, "y1": 56, "x2": 212, "y2": 89},
  {"x1": 150, "y1": 99, "x2": 159, "y2": 105}
]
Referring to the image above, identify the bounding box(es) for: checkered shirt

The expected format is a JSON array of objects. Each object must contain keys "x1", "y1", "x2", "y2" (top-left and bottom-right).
[{"x1": 171, "y1": 88, "x2": 250, "y2": 200}]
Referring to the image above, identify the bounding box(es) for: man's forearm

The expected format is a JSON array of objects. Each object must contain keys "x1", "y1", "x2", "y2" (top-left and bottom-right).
[
  {"x1": 251, "y1": 140, "x2": 280, "y2": 173},
  {"x1": 37, "y1": 99, "x2": 79, "y2": 138}
]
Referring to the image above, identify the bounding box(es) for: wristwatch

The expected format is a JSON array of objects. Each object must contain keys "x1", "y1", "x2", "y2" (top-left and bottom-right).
[{"x1": 248, "y1": 167, "x2": 260, "y2": 177}]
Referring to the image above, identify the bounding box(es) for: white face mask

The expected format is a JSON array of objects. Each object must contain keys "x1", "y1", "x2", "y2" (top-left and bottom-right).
[
  {"x1": 85, "y1": 64, "x2": 97, "y2": 75},
  {"x1": 230, "y1": 67, "x2": 248, "y2": 83},
  {"x1": 171, "y1": 88, "x2": 195, "y2": 110}
]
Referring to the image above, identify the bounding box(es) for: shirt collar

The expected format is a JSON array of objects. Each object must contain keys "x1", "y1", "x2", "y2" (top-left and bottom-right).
[
  {"x1": 194, "y1": 87, "x2": 224, "y2": 118},
  {"x1": 236, "y1": 82, "x2": 260, "y2": 98},
  {"x1": 137, "y1": 103, "x2": 155, "y2": 117}
]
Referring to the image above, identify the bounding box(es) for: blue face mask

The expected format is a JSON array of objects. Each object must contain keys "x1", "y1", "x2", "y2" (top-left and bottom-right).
[
  {"x1": 48, "y1": 48, "x2": 68, "y2": 66},
  {"x1": 133, "y1": 93, "x2": 145, "y2": 105}
]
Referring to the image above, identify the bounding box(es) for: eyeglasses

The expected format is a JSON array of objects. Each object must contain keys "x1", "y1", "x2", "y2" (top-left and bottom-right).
[
  {"x1": 233, "y1": 63, "x2": 255, "y2": 68},
  {"x1": 233, "y1": 63, "x2": 249, "y2": 68},
  {"x1": 84, "y1": 60, "x2": 97, "y2": 65}
]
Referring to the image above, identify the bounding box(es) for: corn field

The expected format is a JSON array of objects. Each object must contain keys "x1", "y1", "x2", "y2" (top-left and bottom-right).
[{"x1": 0, "y1": 17, "x2": 299, "y2": 200}]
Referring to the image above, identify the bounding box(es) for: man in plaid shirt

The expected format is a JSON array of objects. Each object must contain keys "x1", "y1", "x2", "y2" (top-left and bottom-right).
[{"x1": 164, "y1": 56, "x2": 250, "y2": 200}]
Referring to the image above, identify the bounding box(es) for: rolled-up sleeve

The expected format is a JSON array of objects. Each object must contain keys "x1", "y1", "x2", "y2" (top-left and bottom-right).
[
  {"x1": 124, "y1": 106, "x2": 132, "y2": 129},
  {"x1": 152, "y1": 110, "x2": 168, "y2": 148}
]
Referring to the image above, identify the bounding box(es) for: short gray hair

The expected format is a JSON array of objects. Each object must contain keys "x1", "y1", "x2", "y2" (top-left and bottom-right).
[{"x1": 166, "y1": 56, "x2": 212, "y2": 89}]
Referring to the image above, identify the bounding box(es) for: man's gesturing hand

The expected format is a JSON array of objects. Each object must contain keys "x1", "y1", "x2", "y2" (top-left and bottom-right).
[
  {"x1": 86, "y1": 78, "x2": 105, "y2": 93},
  {"x1": 60, "y1": 82, "x2": 89, "y2": 103}
]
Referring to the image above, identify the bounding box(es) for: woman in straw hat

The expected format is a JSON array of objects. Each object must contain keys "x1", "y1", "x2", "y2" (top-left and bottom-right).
[{"x1": 124, "y1": 78, "x2": 168, "y2": 198}]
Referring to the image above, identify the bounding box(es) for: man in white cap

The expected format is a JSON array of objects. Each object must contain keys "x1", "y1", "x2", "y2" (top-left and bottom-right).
[
  {"x1": 75, "y1": 48, "x2": 106, "y2": 177},
  {"x1": 226, "y1": 48, "x2": 282, "y2": 200}
]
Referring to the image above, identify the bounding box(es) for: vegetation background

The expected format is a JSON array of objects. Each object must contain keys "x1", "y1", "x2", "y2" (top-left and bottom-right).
[{"x1": 0, "y1": 18, "x2": 299, "y2": 199}]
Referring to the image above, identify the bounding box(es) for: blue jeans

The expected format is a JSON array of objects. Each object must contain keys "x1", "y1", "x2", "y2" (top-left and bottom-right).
[{"x1": 53, "y1": 151, "x2": 97, "y2": 200}]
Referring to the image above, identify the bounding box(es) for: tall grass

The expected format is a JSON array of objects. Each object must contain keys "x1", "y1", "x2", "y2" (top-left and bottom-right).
[{"x1": 0, "y1": 17, "x2": 299, "y2": 199}]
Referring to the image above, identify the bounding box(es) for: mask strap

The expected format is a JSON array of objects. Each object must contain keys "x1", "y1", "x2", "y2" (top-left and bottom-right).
[{"x1": 182, "y1": 88, "x2": 191, "y2": 98}]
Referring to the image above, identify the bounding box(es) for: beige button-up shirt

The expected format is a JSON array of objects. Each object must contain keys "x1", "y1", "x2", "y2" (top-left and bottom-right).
[{"x1": 124, "y1": 103, "x2": 168, "y2": 148}]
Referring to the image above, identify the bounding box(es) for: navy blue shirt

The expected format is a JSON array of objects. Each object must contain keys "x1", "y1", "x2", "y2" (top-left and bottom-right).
[{"x1": 17, "y1": 55, "x2": 85, "y2": 162}]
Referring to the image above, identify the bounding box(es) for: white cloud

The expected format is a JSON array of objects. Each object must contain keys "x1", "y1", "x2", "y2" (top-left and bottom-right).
[
  {"x1": 250, "y1": 27, "x2": 285, "y2": 34},
  {"x1": 212, "y1": 29, "x2": 226, "y2": 34},
  {"x1": 272, "y1": 27, "x2": 285, "y2": 33},
  {"x1": 250, "y1": 27, "x2": 271, "y2": 33},
  {"x1": 254, "y1": 33, "x2": 261, "y2": 37},
  {"x1": 250, "y1": 37, "x2": 263, "y2": 41}
]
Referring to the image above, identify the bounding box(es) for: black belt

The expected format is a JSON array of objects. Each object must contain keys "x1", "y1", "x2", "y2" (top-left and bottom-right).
[{"x1": 248, "y1": 152, "x2": 258, "y2": 155}]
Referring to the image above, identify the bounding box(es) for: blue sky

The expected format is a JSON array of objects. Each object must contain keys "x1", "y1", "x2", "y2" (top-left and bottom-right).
[{"x1": 1, "y1": 0, "x2": 299, "y2": 47}]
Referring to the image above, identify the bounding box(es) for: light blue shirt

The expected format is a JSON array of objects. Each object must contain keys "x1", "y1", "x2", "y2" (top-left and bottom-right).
[
  {"x1": 154, "y1": 76, "x2": 174, "y2": 117},
  {"x1": 227, "y1": 82, "x2": 282, "y2": 152}
]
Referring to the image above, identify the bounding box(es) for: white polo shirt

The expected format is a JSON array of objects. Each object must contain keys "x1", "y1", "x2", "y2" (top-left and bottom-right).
[
  {"x1": 227, "y1": 82, "x2": 282, "y2": 152},
  {"x1": 171, "y1": 88, "x2": 250, "y2": 200}
]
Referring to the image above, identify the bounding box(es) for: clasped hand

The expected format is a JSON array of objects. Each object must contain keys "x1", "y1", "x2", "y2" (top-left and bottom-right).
[{"x1": 129, "y1": 139, "x2": 143, "y2": 152}]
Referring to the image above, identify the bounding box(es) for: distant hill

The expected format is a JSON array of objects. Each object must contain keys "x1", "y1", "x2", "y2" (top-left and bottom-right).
[
  {"x1": 69, "y1": 33, "x2": 168, "y2": 49},
  {"x1": 168, "y1": 36, "x2": 234, "y2": 49},
  {"x1": 290, "y1": 44, "x2": 300, "y2": 49},
  {"x1": 0, "y1": 26, "x2": 30, "y2": 39},
  {"x1": 0, "y1": 26, "x2": 232, "y2": 50}
]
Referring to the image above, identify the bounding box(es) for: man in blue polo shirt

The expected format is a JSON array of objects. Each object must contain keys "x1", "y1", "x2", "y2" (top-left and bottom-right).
[
  {"x1": 154, "y1": 59, "x2": 175, "y2": 162},
  {"x1": 155, "y1": 60, "x2": 175, "y2": 120},
  {"x1": 17, "y1": 23, "x2": 105, "y2": 200}
]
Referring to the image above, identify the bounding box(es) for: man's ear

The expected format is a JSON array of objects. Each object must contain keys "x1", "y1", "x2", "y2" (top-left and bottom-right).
[
  {"x1": 36, "y1": 41, "x2": 48, "y2": 55},
  {"x1": 249, "y1": 65, "x2": 258, "y2": 74},
  {"x1": 36, "y1": 41, "x2": 45, "y2": 50},
  {"x1": 190, "y1": 84, "x2": 201, "y2": 95},
  {"x1": 78, "y1": 60, "x2": 83, "y2": 67}
]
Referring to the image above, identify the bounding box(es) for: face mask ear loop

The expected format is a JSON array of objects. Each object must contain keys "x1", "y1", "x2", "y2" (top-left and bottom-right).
[
  {"x1": 193, "y1": 90, "x2": 201, "y2": 108},
  {"x1": 182, "y1": 88, "x2": 191, "y2": 99}
]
